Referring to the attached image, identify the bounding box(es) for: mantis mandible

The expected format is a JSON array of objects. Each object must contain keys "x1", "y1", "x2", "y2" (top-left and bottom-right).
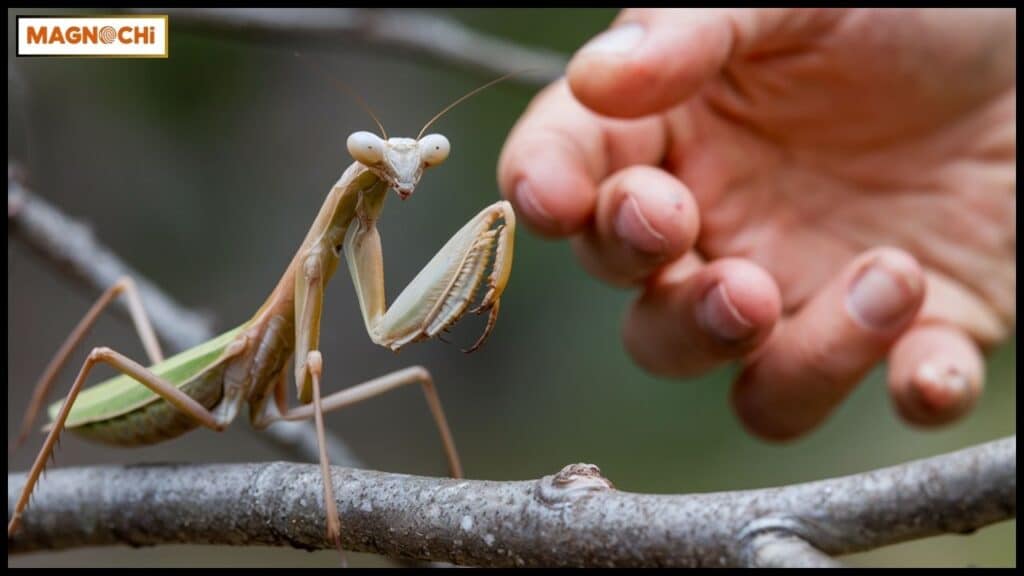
[{"x1": 7, "y1": 70, "x2": 517, "y2": 564}]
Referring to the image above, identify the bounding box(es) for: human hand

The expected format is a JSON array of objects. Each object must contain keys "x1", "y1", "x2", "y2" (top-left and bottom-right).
[{"x1": 498, "y1": 8, "x2": 1016, "y2": 440}]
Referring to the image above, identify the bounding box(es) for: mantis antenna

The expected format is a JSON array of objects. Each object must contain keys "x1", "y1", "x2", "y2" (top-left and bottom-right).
[
  {"x1": 294, "y1": 52, "x2": 388, "y2": 139},
  {"x1": 417, "y1": 69, "x2": 532, "y2": 139}
]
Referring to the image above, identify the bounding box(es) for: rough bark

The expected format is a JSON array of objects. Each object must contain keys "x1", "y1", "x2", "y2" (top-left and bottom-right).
[{"x1": 8, "y1": 437, "x2": 1015, "y2": 567}]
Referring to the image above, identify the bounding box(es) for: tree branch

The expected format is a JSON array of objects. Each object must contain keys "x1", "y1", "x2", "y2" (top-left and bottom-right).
[
  {"x1": 125, "y1": 8, "x2": 567, "y2": 87},
  {"x1": 8, "y1": 163, "x2": 362, "y2": 469},
  {"x1": 8, "y1": 436, "x2": 1015, "y2": 567}
]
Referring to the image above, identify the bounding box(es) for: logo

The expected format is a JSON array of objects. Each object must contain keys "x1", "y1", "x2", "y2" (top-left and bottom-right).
[{"x1": 17, "y1": 15, "x2": 168, "y2": 58}]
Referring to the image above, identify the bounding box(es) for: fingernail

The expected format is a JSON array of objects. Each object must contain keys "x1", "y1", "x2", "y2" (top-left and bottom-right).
[
  {"x1": 697, "y1": 283, "x2": 754, "y2": 342},
  {"x1": 614, "y1": 194, "x2": 667, "y2": 254},
  {"x1": 913, "y1": 362, "x2": 971, "y2": 411},
  {"x1": 847, "y1": 261, "x2": 915, "y2": 330},
  {"x1": 515, "y1": 179, "x2": 556, "y2": 228},
  {"x1": 578, "y1": 22, "x2": 645, "y2": 56}
]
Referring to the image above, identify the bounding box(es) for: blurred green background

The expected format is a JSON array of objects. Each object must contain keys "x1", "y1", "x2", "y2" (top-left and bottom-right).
[{"x1": 7, "y1": 8, "x2": 1015, "y2": 568}]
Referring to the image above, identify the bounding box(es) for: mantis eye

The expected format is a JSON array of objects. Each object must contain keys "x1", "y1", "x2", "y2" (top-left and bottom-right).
[
  {"x1": 347, "y1": 131, "x2": 385, "y2": 165},
  {"x1": 419, "y1": 134, "x2": 450, "y2": 166}
]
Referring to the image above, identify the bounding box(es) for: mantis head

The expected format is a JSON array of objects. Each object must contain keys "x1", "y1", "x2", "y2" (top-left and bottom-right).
[
  {"x1": 346, "y1": 132, "x2": 450, "y2": 200},
  {"x1": 303, "y1": 55, "x2": 520, "y2": 199}
]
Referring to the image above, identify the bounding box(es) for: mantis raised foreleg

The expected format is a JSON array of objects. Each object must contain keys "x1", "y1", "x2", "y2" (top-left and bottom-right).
[
  {"x1": 345, "y1": 198, "x2": 515, "y2": 354},
  {"x1": 9, "y1": 73, "x2": 518, "y2": 567}
]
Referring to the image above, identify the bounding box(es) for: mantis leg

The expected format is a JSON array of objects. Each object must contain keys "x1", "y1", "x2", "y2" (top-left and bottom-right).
[
  {"x1": 11, "y1": 276, "x2": 164, "y2": 452},
  {"x1": 7, "y1": 346, "x2": 226, "y2": 537},
  {"x1": 289, "y1": 254, "x2": 348, "y2": 564},
  {"x1": 305, "y1": 351, "x2": 346, "y2": 567},
  {"x1": 286, "y1": 248, "x2": 464, "y2": 564},
  {"x1": 270, "y1": 364, "x2": 462, "y2": 478},
  {"x1": 345, "y1": 200, "x2": 515, "y2": 353},
  {"x1": 257, "y1": 358, "x2": 461, "y2": 567}
]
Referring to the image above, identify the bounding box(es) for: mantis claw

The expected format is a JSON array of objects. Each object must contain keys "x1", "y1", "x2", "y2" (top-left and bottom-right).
[
  {"x1": 353, "y1": 201, "x2": 515, "y2": 353},
  {"x1": 450, "y1": 217, "x2": 509, "y2": 353},
  {"x1": 462, "y1": 299, "x2": 501, "y2": 354}
]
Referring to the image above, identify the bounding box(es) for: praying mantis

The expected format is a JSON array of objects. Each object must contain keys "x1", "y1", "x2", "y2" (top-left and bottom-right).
[{"x1": 7, "y1": 70, "x2": 517, "y2": 564}]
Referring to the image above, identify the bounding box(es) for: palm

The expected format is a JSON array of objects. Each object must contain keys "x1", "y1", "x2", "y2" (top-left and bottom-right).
[
  {"x1": 662, "y1": 9, "x2": 1015, "y2": 341},
  {"x1": 500, "y1": 8, "x2": 1014, "y2": 435}
]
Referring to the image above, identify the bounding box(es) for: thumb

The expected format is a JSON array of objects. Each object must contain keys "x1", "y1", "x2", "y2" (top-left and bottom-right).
[
  {"x1": 567, "y1": 8, "x2": 804, "y2": 118},
  {"x1": 567, "y1": 9, "x2": 738, "y2": 118}
]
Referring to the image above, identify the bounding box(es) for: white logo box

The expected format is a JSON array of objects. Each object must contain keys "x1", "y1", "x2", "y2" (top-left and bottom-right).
[{"x1": 17, "y1": 15, "x2": 168, "y2": 57}]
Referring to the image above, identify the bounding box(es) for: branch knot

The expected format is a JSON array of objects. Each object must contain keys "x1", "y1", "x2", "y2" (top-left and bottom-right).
[{"x1": 535, "y1": 463, "x2": 614, "y2": 508}]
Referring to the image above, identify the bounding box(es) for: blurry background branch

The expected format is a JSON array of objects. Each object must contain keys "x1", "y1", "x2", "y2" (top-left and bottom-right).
[
  {"x1": 8, "y1": 436, "x2": 1015, "y2": 567},
  {"x1": 123, "y1": 8, "x2": 567, "y2": 87},
  {"x1": 8, "y1": 163, "x2": 362, "y2": 468}
]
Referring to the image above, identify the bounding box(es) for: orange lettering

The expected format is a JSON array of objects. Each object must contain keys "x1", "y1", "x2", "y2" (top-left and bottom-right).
[{"x1": 26, "y1": 25, "x2": 48, "y2": 44}]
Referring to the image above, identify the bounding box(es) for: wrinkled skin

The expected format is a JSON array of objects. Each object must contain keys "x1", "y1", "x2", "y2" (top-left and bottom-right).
[{"x1": 499, "y1": 8, "x2": 1015, "y2": 440}]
